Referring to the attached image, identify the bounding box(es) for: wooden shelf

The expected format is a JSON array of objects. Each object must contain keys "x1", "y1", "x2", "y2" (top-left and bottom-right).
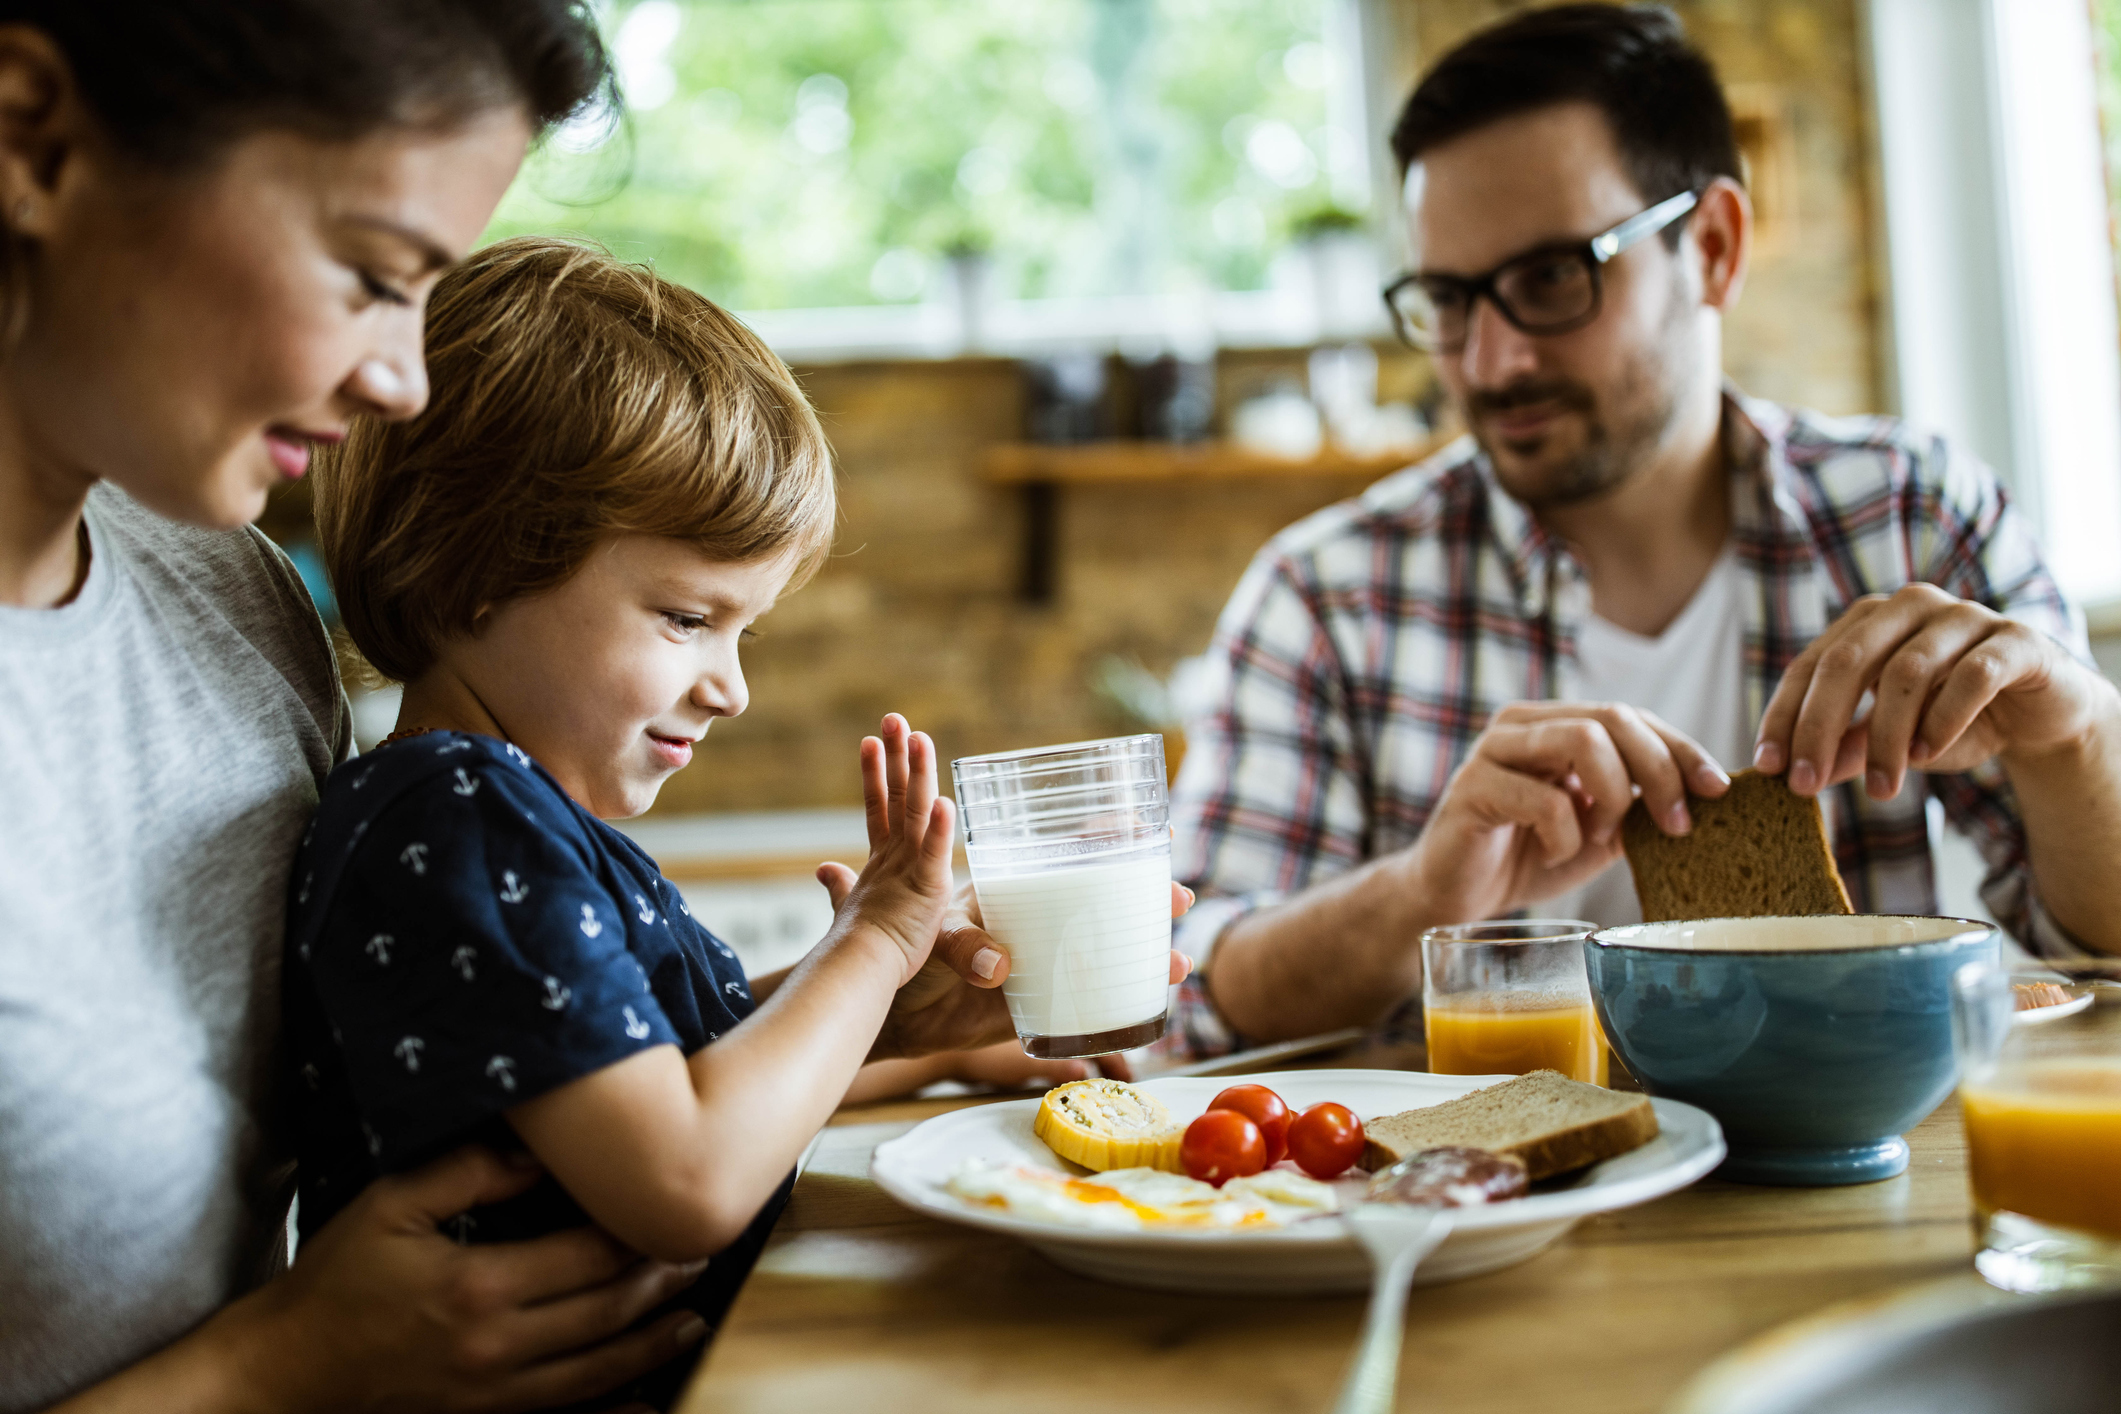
[{"x1": 981, "y1": 434, "x2": 1457, "y2": 485}]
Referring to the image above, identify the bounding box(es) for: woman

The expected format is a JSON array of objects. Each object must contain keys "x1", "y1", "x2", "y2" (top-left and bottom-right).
[
  {"x1": 0, "y1": 7, "x2": 722, "y2": 1408},
  {"x1": 0, "y1": 4, "x2": 1061, "y2": 1410}
]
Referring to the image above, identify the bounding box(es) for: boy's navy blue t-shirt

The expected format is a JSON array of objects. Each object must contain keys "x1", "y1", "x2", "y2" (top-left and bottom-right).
[{"x1": 284, "y1": 731, "x2": 787, "y2": 1316}]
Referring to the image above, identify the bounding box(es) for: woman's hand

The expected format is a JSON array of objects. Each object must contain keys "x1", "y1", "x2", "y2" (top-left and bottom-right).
[{"x1": 51, "y1": 1146, "x2": 705, "y2": 1414}]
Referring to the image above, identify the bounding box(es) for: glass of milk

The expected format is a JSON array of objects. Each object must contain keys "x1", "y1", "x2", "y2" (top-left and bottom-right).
[{"x1": 951, "y1": 735, "x2": 1172, "y2": 1058}]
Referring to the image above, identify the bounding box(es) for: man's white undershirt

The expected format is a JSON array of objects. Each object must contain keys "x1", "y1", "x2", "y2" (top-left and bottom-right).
[{"x1": 1545, "y1": 547, "x2": 1752, "y2": 927}]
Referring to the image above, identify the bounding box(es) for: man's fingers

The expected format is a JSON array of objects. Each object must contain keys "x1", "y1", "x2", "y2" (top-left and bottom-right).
[
  {"x1": 1779, "y1": 587, "x2": 1962, "y2": 794},
  {"x1": 1583, "y1": 707, "x2": 1696, "y2": 836},
  {"x1": 1167, "y1": 949, "x2": 1192, "y2": 983},
  {"x1": 1480, "y1": 720, "x2": 1633, "y2": 842},
  {"x1": 1916, "y1": 633, "x2": 2036, "y2": 767},
  {"x1": 1861, "y1": 616, "x2": 1991, "y2": 797},
  {"x1": 378, "y1": 1144, "x2": 545, "y2": 1232},
  {"x1": 495, "y1": 1307, "x2": 710, "y2": 1413},
  {"x1": 1463, "y1": 759, "x2": 1584, "y2": 865},
  {"x1": 1094, "y1": 1053, "x2": 1136, "y2": 1081},
  {"x1": 815, "y1": 861, "x2": 857, "y2": 912},
  {"x1": 932, "y1": 921, "x2": 1008, "y2": 987}
]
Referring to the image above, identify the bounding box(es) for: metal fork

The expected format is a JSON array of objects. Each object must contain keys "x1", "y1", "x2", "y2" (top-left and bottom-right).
[{"x1": 1328, "y1": 1204, "x2": 1456, "y2": 1414}]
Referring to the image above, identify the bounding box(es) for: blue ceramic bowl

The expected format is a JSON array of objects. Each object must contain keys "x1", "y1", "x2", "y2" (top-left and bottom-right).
[{"x1": 1587, "y1": 916, "x2": 1997, "y2": 1186}]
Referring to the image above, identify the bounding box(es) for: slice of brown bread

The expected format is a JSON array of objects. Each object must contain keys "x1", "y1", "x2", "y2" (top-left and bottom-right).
[
  {"x1": 1621, "y1": 768, "x2": 1852, "y2": 922},
  {"x1": 1361, "y1": 1070, "x2": 1659, "y2": 1180}
]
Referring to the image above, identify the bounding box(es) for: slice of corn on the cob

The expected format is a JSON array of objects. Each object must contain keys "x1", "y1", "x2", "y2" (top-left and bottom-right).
[{"x1": 1034, "y1": 1079, "x2": 1184, "y2": 1173}]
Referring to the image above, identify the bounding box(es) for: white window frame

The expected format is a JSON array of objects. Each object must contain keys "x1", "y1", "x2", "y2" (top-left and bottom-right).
[{"x1": 1867, "y1": 0, "x2": 2121, "y2": 611}]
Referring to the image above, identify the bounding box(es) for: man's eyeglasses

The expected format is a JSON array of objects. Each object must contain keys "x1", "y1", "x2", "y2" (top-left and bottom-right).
[{"x1": 1382, "y1": 189, "x2": 1700, "y2": 353}]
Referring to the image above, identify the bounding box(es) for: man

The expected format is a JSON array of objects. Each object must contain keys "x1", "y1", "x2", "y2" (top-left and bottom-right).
[{"x1": 1166, "y1": 3, "x2": 2121, "y2": 1054}]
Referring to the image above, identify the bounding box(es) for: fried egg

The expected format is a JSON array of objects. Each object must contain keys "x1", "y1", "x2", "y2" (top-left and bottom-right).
[{"x1": 946, "y1": 1160, "x2": 1340, "y2": 1231}]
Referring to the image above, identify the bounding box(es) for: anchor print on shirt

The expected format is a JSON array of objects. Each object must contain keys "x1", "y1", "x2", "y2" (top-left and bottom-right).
[
  {"x1": 578, "y1": 904, "x2": 603, "y2": 939},
  {"x1": 362, "y1": 1122, "x2": 381, "y2": 1158},
  {"x1": 540, "y1": 976, "x2": 572, "y2": 1011},
  {"x1": 436, "y1": 738, "x2": 472, "y2": 755},
  {"x1": 365, "y1": 933, "x2": 394, "y2": 966},
  {"x1": 400, "y1": 842, "x2": 429, "y2": 876},
  {"x1": 300, "y1": 1062, "x2": 320, "y2": 1092},
  {"x1": 499, "y1": 871, "x2": 530, "y2": 904},
  {"x1": 450, "y1": 945, "x2": 477, "y2": 982},
  {"x1": 393, "y1": 1036, "x2": 425, "y2": 1073},
  {"x1": 623, "y1": 1006, "x2": 653, "y2": 1040},
  {"x1": 297, "y1": 872, "x2": 312, "y2": 905},
  {"x1": 634, "y1": 894, "x2": 656, "y2": 925},
  {"x1": 504, "y1": 743, "x2": 531, "y2": 768},
  {"x1": 722, "y1": 980, "x2": 746, "y2": 1000},
  {"x1": 451, "y1": 767, "x2": 479, "y2": 797},
  {"x1": 486, "y1": 1055, "x2": 517, "y2": 1092},
  {"x1": 351, "y1": 766, "x2": 375, "y2": 791},
  {"x1": 443, "y1": 1212, "x2": 478, "y2": 1244}
]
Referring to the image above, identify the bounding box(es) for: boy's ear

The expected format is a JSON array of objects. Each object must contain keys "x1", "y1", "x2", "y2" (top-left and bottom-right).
[{"x1": 468, "y1": 603, "x2": 492, "y2": 635}]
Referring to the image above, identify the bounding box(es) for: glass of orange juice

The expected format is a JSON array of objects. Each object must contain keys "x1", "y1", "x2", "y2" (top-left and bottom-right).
[
  {"x1": 1950, "y1": 959, "x2": 2121, "y2": 1293},
  {"x1": 1422, "y1": 919, "x2": 1607, "y2": 1085}
]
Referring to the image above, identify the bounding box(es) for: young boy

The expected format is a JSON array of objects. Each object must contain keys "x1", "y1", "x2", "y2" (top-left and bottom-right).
[{"x1": 286, "y1": 237, "x2": 988, "y2": 1404}]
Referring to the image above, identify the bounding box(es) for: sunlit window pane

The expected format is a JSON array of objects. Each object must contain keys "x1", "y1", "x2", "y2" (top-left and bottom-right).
[{"x1": 484, "y1": 0, "x2": 1348, "y2": 312}]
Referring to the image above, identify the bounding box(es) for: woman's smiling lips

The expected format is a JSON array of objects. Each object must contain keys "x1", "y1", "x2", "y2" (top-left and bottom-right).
[{"x1": 647, "y1": 731, "x2": 695, "y2": 769}]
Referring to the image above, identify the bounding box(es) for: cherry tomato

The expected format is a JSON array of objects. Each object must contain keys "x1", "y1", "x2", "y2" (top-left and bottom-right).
[
  {"x1": 1287, "y1": 1101, "x2": 1365, "y2": 1179},
  {"x1": 1209, "y1": 1084, "x2": 1291, "y2": 1165},
  {"x1": 1180, "y1": 1109, "x2": 1267, "y2": 1186}
]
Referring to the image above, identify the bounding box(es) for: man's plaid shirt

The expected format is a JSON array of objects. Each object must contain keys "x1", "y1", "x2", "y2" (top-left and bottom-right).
[{"x1": 1163, "y1": 389, "x2": 2094, "y2": 1058}]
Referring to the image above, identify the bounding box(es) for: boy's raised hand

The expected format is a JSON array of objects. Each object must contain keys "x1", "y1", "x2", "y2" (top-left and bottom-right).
[{"x1": 814, "y1": 714, "x2": 956, "y2": 981}]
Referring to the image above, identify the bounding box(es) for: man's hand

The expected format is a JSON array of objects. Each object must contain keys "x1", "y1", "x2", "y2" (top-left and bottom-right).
[
  {"x1": 97, "y1": 1147, "x2": 706, "y2": 1414},
  {"x1": 1753, "y1": 584, "x2": 2116, "y2": 798},
  {"x1": 1405, "y1": 701, "x2": 1732, "y2": 921}
]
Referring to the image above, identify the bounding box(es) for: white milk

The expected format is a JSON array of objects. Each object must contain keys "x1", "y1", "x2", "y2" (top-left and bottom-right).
[{"x1": 973, "y1": 850, "x2": 1172, "y2": 1039}]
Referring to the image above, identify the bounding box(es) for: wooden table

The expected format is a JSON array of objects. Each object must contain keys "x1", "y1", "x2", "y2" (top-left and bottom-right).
[{"x1": 678, "y1": 1046, "x2": 1978, "y2": 1414}]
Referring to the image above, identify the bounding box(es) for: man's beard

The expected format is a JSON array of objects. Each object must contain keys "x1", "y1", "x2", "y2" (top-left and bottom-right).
[{"x1": 1465, "y1": 331, "x2": 1685, "y2": 512}]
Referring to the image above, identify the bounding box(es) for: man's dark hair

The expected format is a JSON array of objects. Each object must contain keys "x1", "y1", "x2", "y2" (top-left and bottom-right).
[
  {"x1": 0, "y1": 1, "x2": 610, "y2": 166},
  {"x1": 1391, "y1": 3, "x2": 1740, "y2": 239}
]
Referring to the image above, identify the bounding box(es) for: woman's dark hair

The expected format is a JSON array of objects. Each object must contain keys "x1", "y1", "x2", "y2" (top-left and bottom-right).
[
  {"x1": 1391, "y1": 3, "x2": 1740, "y2": 241},
  {"x1": 1, "y1": 0, "x2": 610, "y2": 165}
]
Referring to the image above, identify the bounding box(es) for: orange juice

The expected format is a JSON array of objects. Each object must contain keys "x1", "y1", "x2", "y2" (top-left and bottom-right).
[
  {"x1": 1425, "y1": 996, "x2": 1609, "y2": 1085},
  {"x1": 1960, "y1": 1061, "x2": 2121, "y2": 1240}
]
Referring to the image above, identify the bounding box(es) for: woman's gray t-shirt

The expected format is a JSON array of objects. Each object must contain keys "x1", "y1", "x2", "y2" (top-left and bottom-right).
[{"x1": 0, "y1": 483, "x2": 348, "y2": 1409}]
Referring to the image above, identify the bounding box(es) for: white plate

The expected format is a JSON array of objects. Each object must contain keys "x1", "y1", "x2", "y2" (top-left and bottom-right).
[{"x1": 870, "y1": 1069, "x2": 1726, "y2": 1295}]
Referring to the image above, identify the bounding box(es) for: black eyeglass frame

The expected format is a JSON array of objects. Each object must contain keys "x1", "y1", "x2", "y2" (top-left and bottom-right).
[{"x1": 1381, "y1": 188, "x2": 1702, "y2": 352}]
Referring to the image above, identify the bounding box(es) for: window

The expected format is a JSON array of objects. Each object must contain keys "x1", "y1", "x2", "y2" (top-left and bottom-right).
[{"x1": 483, "y1": 0, "x2": 1390, "y2": 357}]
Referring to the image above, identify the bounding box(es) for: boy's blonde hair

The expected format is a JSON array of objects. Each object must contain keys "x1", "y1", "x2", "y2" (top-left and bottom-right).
[{"x1": 316, "y1": 235, "x2": 836, "y2": 683}]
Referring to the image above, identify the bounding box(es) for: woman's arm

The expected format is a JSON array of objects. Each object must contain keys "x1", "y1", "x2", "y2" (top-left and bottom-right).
[
  {"x1": 505, "y1": 718, "x2": 957, "y2": 1261},
  {"x1": 43, "y1": 1147, "x2": 703, "y2": 1414}
]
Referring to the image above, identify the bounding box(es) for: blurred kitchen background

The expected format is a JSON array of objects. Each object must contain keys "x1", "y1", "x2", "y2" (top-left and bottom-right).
[{"x1": 258, "y1": 0, "x2": 2121, "y2": 972}]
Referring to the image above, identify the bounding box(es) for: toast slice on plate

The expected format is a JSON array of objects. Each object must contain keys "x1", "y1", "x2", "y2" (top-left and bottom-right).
[
  {"x1": 1361, "y1": 1070, "x2": 1658, "y2": 1181},
  {"x1": 1622, "y1": 768, "x2": 1853, "y2": 922}
]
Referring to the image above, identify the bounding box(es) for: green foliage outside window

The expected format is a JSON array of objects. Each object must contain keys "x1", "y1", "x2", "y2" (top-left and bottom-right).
[{"x1": 482, "y1": 0, "x2": 1345, "y2": 312}]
